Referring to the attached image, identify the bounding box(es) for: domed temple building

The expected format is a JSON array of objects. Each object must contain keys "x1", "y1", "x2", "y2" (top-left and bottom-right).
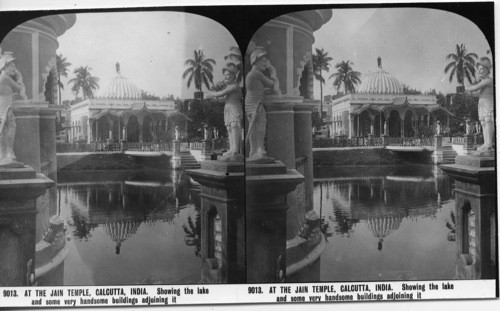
[
  {"x1": 329, "y1": 57, "x2": 452, "y2": 138},
  {"x1": 69, "y1": 63, "x2": 189, "y2": 143}
]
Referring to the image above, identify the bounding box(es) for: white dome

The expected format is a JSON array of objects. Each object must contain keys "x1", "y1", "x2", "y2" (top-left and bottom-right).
[
  {"x1": 97, "y1": 64, "x2": 142, "y2": 99},
  {"x1": 358, "y1": 69, "x2": 403, "y2": 94}
]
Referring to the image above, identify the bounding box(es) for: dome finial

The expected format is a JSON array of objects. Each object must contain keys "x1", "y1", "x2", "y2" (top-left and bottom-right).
[
  {"x1": 377, "y1": 57, "x2": 382, "y2": 69},
  {"x1": 116, "y1": 62, "x2": 121, "y2": 74}
]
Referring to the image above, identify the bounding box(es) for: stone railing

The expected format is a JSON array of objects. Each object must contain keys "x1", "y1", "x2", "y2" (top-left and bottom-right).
[
  {"x1": 189, "y1": 142, "x2": 204, "y2": 150},
  {"x1": 123, "y1": 142, "x2": 172, "y2": 152},
  {"x1": 56, "y1": 142, "x2": 172, "y2": 153},
  {"x1": 452, "y1": 136, "x2": 466, "y2": 145},
  {"x1": 313, "y1": 137, "x2": 383, "y2": 148},
  {"x1": 451, "y1": 135, "x2": 484, "y2": 146}
]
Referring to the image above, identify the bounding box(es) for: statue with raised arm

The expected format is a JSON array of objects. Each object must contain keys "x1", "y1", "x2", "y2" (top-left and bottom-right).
[
  {"x1": 206, "y1": 64, "x2": 243, "y2": 159},
  {"x1": 0, "y1": 49, "x2": 25, "y2": 167},
  {"x1": 245, "y1": 48, "x2": 279, "y2": 161},
  {"x1": 465, "y1": 57, "x2": 494, "y2": 157}
]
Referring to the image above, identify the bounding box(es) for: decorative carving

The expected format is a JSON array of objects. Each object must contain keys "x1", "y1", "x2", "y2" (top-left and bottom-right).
[
  {"x1": 40, "y1": 56, "x2": 57, "y2": 101},
  {"x1": 293, "y1": 51, "x2": 312, "y2": 96}
]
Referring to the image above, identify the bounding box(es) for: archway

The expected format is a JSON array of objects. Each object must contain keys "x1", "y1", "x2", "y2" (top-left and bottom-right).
[
  {"x1": 97, "y1": 117, "x2": 109, "y2": 141},
  {"x1": 388, "y1": 110, "x2": 400, "y2": 137},
  {"x1": 404, "y1": 110, "x2": 415, "y2": 137},
  {"x1": 127, "y1": 115, "x2": 140, "y2": 142},
  {"x1": 142, "y1": 115, "x2": 153, "y2": 142}
]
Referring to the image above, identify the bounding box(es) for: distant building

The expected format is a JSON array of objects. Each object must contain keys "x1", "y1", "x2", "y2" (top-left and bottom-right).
[
  {"x1": 68, "y1": 63, "x2": 188, "y2": 143},
  {"x1": 329, "y1": 58, "x2": 452, "y2": 138}
]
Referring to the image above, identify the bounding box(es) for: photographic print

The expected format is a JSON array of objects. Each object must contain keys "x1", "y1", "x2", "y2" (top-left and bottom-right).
[{"x1": 0, "y1": 1, "x2": 497, "y2": 308}]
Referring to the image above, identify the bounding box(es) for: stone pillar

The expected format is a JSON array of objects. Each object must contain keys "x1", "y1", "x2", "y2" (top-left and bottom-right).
[
  {"x1": 0, "y1": 165, "x2": 54, "y2": 286},
  {"x1": 294, "y1": 101, "x2": 314, "y2": 213},
  {"x1": 88, "y1": 119, "x2": 94, "y2": 143},
  {"x1": 187, "y1": 161, "x2": 245, "y2": 283},
  {"x1": 441, "y1": 156, "x2": 496, "y2": 279},
  {"x1": 263, "y1": 96, "x2": 301, "y2": 239},
  {"x1": 138, "y1": 118, "x2": 144, "y2": 143},
  {"x1": 12, "y1": 102, "x2": 42, "y2": 172},
  {"x1": 348, "y1": 114, "x2": 353, "y2": 139},
  {"x1": 246, "y1": 161, "x2": 304, "y2": 282}
]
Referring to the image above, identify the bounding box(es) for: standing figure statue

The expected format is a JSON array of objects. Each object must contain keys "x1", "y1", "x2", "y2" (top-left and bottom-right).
[
  {"x1": 207, "y1": 64, "x2": 242, "y2": 158},
  {"x1": 465, "y1": 57, "x2": 494, "y2": 157},
  {"x1": 245, "y1": 48, "x2": 279, "y2": 161},
  {"x1": 174, "y1": 125, "x2": 180, "y2": 141},
  {"x1": 0, "y1": 49, "x2": 25, "y2": 167}
]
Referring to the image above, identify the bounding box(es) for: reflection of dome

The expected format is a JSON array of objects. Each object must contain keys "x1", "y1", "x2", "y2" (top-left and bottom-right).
[
  {"x1": 102, "y1": 221, "x2": 141, "y2": 254},
  {"x1": 366, "y1": 216, "x2": 403, "y2": 249},
  {"x1": 97, "y1": 63, "x2": 141, "y2": 99},
  {"x1": 358, "y1": 58, "x2": 403, "y2": 94}
]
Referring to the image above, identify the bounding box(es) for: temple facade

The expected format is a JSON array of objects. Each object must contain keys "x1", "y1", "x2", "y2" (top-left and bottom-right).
[
  {"x1": 69, "y1": 64, "x2": 188, "y2": 143},
  {"x1": 329, "y1": 58, "x2": 452, "y2": 138}
]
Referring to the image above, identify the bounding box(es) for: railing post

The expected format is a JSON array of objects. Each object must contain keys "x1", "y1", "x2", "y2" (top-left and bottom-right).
[{"x1": 464, "y1": 134, "x2": 475, "y2": 155}]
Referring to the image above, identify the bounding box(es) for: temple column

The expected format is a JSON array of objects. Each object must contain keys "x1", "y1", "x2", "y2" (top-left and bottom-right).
[
  {"x1": 349, "y1": 114, "x2": 354, "y2": 139},
  {"x1": 400, "y1": 112, "x2": 405, "y2": 137},
  {"x1": 108, "y1": 119, "x2": 113, "y2": 142},
  {"x1": 87, "y1": 119, "x2": 93, "y2": 143},
  {"x1": 117, "y1": 117, "x2": 121, "y2": 141},
  {"x1": 138, "y1": 117, "x2": 144, "y2": 143},
  {"x1": 96, "y1": 119, "x2": 99, "y2": 142}
]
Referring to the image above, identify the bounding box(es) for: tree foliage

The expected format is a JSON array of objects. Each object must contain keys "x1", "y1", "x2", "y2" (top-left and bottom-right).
[
  {"x1": 224, "y1": 46, "x2": 243, "y2": 84},
  {"x1": 56, "y1": 54, "x2": 71, "y2": 105},
  {"x1": 313, "y1": 47, "x2": 333, "y2": 115},
  {"x1": 68, "y1": 66, "x2": 99, "y2": 99},
  {"x1": 186, "y1": 98, "x2": 227, "y2": 141},
  {"x1": 444, "y1": 43, "x2": 478, "y2": 87},
  {"x1": 182, "y1": 49, "x2": 216, "y2": 93},
  {"x1": 330, "y1": 60, "x2": 361, "y2": 94}
]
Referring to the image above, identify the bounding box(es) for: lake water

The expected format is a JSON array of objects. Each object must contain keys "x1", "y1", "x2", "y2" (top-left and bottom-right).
[
  {"x1": 313, "y1": 164, "x2": 457, "y2": 282},
  {"x1": 56, "y1": 169, "x2": 201, "y2": 285}
]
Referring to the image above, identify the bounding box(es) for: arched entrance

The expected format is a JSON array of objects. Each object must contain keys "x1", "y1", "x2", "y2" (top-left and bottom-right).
[
  {"x1": 388, "y1": 110, "x2": 401, "y2": 137},
  {"x1": 127, "y1": 115, "x2": 140, "y2": 142}
]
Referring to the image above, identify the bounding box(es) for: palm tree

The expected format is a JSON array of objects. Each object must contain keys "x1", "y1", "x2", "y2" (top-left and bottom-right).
[
  {"x1": 56, "y1": 54, "x2": 71, "y2": 105},
  {"x1": 313, "y1": 48, "x2": 333, "y2": 117},
  {"x1": 444, "y1": 43, "x2": 478, "y2": 89},
  {"x1": 68, "y1": 66, "x2": 99, "y2": 100},
  {"x1": 329, "y1": 60, "x2": 361, "y2": 94},
  {"x1": 224, "y1": 46, "x2": 243, "y2": 83},
  {"x1": 182, "y1": 49, "x2": 216, "y2": 95}
]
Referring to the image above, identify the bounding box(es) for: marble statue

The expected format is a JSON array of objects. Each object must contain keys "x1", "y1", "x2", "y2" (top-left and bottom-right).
[
  {"x1": 245, "y1": 47, "x2": 279, "y2": 161},
  {"x1": 465, "y1": 119, "x2": 471, "y2": 135},
  {"x1": 174, "y1": 125, "x2": 180, "y2": 141},
  {"x1": 383, "y1": 121, "x2": 388, "y2": 136},
  {"x1": 436, "y1": 121, "x2": 441, "y2": 136},
  {"x1": 0, "y1": 49, "x2": 25, "y2": 167},
  {"x1": 203, "y1": 125, "x2": 209, "y2": 141},
  {"x1": 465, "y1": 57, "x2": 494, "y2": 157},
  {"x1": 207, "y1": 64, "x2": 242, "y2": 159}
]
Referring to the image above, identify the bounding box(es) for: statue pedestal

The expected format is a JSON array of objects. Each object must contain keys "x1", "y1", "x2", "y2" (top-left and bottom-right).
[
  {"x1": 201, "y1": 139, "x2": 213, "y2": 161},
  {"x1": 440, "y1": 155, "x2": 496, "y2": 279},
  {"x1": 433, "y1": 135, "x2": 443, "y2": 164},
  {"x1": 464, "y1": 134, "x2": 475, "y2": 155},
  {"x1": 246, "y1": 161, "x2": 304, "y2": 282},
  {"x1": 0, "y1": 165, "x2": 54, "y2": 286},
  {"x1": 187, "y1": 160, "x2": 245, "y2": 283}
]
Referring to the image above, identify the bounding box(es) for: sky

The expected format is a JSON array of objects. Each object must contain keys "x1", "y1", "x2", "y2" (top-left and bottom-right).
[
  {"x1": 312, "y1": 8, "x2": 492, "y2": 99},
  {"x1": 57, "y1": 12, "x2": 238, "y2": 101}
]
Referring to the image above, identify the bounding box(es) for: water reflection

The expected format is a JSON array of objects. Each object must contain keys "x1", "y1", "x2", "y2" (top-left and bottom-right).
[
  {"x1": 314, "y1": 165, "x2": 456, "y2": 281},
  {"x1": 56, "y1": 169, "x2": 201, "y2": 285}
]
